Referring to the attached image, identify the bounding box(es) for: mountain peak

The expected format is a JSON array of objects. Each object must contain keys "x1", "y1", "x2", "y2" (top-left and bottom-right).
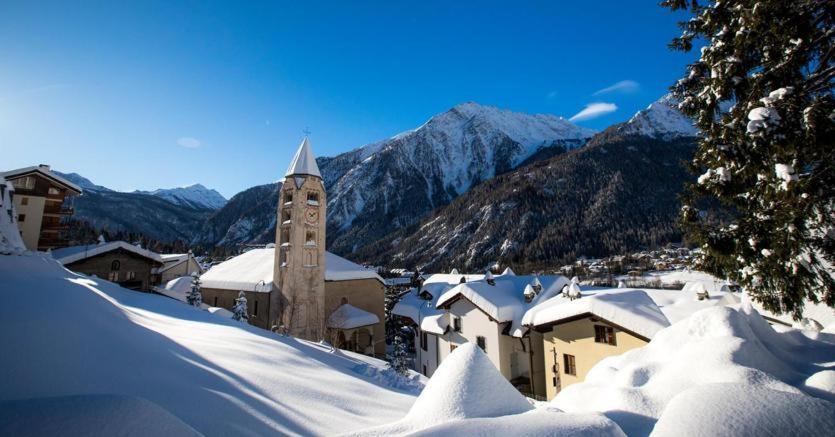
[
  {"x1": 142, "y1": 184, "x2": 227, "y2": 210},
  {"x1": 618, "y1": 94, "x2": 699, "y2": 140}
]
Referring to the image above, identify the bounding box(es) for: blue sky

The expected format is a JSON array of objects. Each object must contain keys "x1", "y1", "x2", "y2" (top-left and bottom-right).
[{"x1": 1, "y1": 1, "x2": 695, "y2": 198}]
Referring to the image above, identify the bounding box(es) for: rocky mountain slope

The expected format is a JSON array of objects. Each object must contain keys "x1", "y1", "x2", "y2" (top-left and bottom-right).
[
  {"x1": 193, "y1": 182, "x2": 281, "y2": 246},
  {"x1": 349, "y1": 97, "x2": 700, "y2": 271},
  {"x1": 55, "y1": 172, "x2": 221, "y2": 243},
  {"x1": 135, "y1": 184, "x2": 227, "y2": 210},
  {"x1": 69, "y1": 189, "x2": 214, "y2": 243},
  {"x1": 319, "y1": 102, "x2": 595, "y2": 254}
]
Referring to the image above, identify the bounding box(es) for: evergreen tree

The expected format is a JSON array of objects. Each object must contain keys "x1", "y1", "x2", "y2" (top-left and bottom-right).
[
  {"x1": 187, "y1": 272, "x2": 203, "y2": 308},
  {"x1": 388, "y1": 335, "x2": 410, "y2": 376},
  {"x1": 232, "y1": 291, "x2": 249, "y2": 323},
  {"x1": 664, "y1": 0, "x2": 834, "y2": 318}
]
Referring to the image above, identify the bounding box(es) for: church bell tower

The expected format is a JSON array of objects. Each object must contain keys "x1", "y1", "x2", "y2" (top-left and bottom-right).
[{"x1": 274, "y1": 137, "x2": 327, "y2": 340}]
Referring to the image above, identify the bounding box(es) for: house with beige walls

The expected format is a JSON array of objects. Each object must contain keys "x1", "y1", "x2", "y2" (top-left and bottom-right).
[
  {"x1": 523, "y1": 289, "x2": 671, "y2": 400},
  {"x1": 52, "y1": 241, "x2": 165, "y2": 291},
  {"x1": 393, "y1": 270, "x2": 570, "y2": 398},
  {"x1": 1, "y1": 164, "x2": 81, "y2": 251},
  {"x1": 158, "y1": 252, "x2": 203, "y2": 283}
]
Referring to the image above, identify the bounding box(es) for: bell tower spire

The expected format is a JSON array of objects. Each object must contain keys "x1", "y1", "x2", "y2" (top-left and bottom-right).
[{"x1": 274, "y1": 136, "x2": 327, "y2": 340}]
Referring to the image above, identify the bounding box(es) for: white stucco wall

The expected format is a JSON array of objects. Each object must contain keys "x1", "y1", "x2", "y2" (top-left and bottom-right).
[
  {"x1": 416, "y1": 331, "x2": 439, "y2": 377},
  {"x1": 439, "y1": 299, "x2": 506, "y2": 376}
]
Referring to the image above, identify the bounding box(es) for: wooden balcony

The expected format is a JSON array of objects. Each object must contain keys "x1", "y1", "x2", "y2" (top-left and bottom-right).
[{"x1": 42, "y1": 205, "x2": 74, "y2": 216}]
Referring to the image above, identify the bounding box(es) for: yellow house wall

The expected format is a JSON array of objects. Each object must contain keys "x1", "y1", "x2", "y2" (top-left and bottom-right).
[
  {"x1": 13, "y1": 195, "x2": 45, "y2": 250},
  {"x1": 542, "y1": 317, "x2": 648, "y2": 400},
  {"x1": 325, "y1": 278, "x2": 386, "y2": 356}
]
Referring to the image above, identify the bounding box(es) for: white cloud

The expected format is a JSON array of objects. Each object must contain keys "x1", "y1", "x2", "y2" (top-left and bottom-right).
[
  {"x1": 569, "y1": 102, "x2": 618, "y2": 122},
  {"x1": 593, "y1": 80, "x2": 640, "y2": 96},
  {"x1": 177, "y1": 137, "x2": 201, "y2": 149}
]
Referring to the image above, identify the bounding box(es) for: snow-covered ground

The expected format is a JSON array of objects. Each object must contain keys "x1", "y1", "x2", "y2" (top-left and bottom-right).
[
  {"x1": 0, "y1": 253, "x2": 422, "y2": 435},
  {"x1": 552, "y1": 303, "x2": 835, "y2": 436}
]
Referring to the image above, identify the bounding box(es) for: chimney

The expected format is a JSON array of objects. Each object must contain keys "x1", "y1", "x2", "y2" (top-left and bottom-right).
[{"x1": 39, "y1": 164, "x2": 51, "y2": 171}]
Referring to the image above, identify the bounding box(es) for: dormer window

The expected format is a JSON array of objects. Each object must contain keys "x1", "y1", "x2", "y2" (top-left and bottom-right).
[{"x1": 307, "y1": 192, "x2": 319, "y2": 205}]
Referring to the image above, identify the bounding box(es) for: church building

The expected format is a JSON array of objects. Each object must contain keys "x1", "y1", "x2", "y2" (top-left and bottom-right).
[{"x1": 200, "y1": 138, "x2": 386, "y2": 357}]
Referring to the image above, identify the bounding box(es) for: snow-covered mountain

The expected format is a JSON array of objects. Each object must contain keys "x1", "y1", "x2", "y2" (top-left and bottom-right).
[
  {"x1": 319, "y1": 102, "x2": 595, "y2": 254},
  {"x1": 136, "y1": 184, "x2": 227, "y2": 210},
  {"x1": 349, "y1": 97, "x2": 703, "y2": 270},
  {"x1": 54, "y1": 171, "x2": 113, "y2": 192},
  {"x1": 617, "y1": 94, "x2": 699, "y2": 140}
]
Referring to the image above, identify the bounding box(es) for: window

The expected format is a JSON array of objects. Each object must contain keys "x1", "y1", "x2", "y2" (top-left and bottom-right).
[
  {"x1": 111, "y1": 260, "x2": 121, "y2": 271},
  {"x1": 422, "y1": 365, "x2": 427, "y2": 376},
  {"x1": 48, "y1": 187, "x2": 60, "y2": 195},
  {"x1": 450, "y1": 344, "x2": 457, "y2": 353},
  {"x1": 476, "y1": 336, "x2": 486, "y2": 352},
  {"x1": 281, "y1": 209, "x2": 292, "y2": 222},
  {"x1": 452, "y1": 317, "x2": 462, "y2": 333},
  {"x1": 108, "y1": 272, "x2": 119, "y2": 282},
  {"x1": 421, "y1": 331, "x2": 428, "y2": 351},
  {"x1": 12, "y1": 176, "x2": 35, "y2": 190},
  {"x1": 307, "y1": 192, "x2": 319, "y2": 204},
  {"x1": 126, "y1": 271, "x2": 135, "y2": 280},
  {"x1": 284, "y1": 191, "x2": 293, "y2": 203},
  {"x1": 305, "y1": 230, "x2": 317, "y2": 246},
  {"x1": 594, "y1": 325, "x2": 617, "y2": 346},
  {"x1": 563, "y1": 354, "x2": 577, "y2": 376},
  {"x1": 214, "y1": 296, "x2": 218, "y2": 306},
  {"x1": 20, "y1": 197, "x2": 28, "y2": 206},
  {"x1": 253, "y1": 300, "x2": 258, "y2": 316},
  {"x1": 17, "y1": 214, "x2": 25, "y2": 222}
]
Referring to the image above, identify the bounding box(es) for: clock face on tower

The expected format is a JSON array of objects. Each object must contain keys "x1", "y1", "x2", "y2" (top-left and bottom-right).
[{"x1": 305, "y1": 207, "x2": 319, "y2": 225}]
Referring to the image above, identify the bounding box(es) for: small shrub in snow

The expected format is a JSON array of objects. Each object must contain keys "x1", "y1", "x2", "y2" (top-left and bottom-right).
[
  {"x1": 388, "y1": 335, "x2": 410, "y2": 376},
  {"x1": 232, "y1": 291, "x2": 248, "y2": 323},
  {"x1": 186, "y1": 273, "x2": 202, "y2": 308}
]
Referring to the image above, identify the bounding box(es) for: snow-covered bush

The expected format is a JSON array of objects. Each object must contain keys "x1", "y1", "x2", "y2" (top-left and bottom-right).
[
  {"x1": 388, "y1": 336, "x2": 410, "y2": 376},
  {"x1": 232, "y1": 291, "x2": 248, "y2": 323},
  {"x1": 186, "y1": 273, "x2": 202, "y2": 308}
]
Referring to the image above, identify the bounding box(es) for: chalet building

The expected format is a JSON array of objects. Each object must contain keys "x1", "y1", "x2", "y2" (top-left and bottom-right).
[
  {"x1": 158, "y1": 252, "x2": 203, "y2": 284},
  {"x1": 393, "y1": 269, "x2": 571, "y2": 399},
  {"x1": 52, "y1": 241, "x2": 165, "y2": 291},
  {"x1": 0, "y1": 165, "x2": 81, "y2": 251},
  {"x1": 524, "y1": 290, "x2": 670, "y2": 400},
  {"x1": 198, "y1": 137, "x2": 387, "y2": 357}
]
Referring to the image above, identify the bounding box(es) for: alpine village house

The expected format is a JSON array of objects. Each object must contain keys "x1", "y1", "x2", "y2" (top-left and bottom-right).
[{"x1": 0, "y1": 165, "x2": 81, "y2": 251}]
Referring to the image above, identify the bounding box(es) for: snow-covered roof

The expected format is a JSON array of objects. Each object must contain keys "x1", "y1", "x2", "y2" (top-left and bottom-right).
[
  {"x1": 435, "y1": 274, "x2": 571, "y2": 337},
  {"x1": 285, "y1": 137, "x2": 321, "y2": 178},
  {"x1": 0, "y1": 165, "x2": 82, "y2": 194},
  {"x1": 157, "y1": 253, "x2": 202, "y2": 274},
  {"x1": 200, "y1": 248, "x2": 382, "y2": 292},
  {"x1": 523, "y1": 289, "x2": 671, "y2": 340},
  {"x1": 324, "y1": 252, "x2": 384, "y2": 283},
  {"x1": 500, "y1": 267, "x2": 516, "y2": 276},
  {"x1": 327, "y1": 303, "x2": 380, "y2": 329},
  {"x1": 200, "y1": 248, "x2": 274, "y2": 292},
  {"x1": 52, "y1": 241, "x2": 164, "y2": 265},
  {"x1": 420, "y1": 313, "x2": 449, "y2": 335}
]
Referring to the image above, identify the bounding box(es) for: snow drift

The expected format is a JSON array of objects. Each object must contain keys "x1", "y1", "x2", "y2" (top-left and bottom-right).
[
  {"x1": 552, "y1": 303, "x2": 835, "y2": 436},
  {"x1": 0, "y1": 253, "x2": 421, "y2": 435},
  {"x1": 353, "y1": 344, "x2": 622, "y2": 436}
]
